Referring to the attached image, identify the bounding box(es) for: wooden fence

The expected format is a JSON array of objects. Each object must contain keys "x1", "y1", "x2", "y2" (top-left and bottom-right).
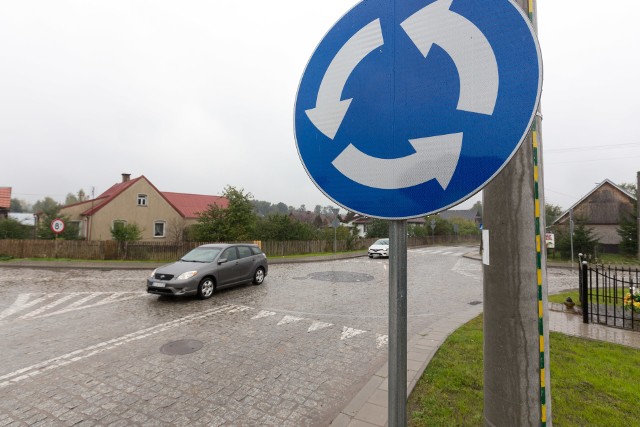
[{"x1": 0, "y1": 234, "x2": 479, "y2": 261}]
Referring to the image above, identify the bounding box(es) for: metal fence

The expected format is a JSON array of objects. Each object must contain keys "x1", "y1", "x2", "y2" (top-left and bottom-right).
[{"x1": 579, "y1": 256, "x2": 640, "y2": 331}]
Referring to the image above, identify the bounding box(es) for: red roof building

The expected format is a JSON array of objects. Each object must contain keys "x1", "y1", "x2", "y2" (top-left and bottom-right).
[
  {"x1": 59, "y1": 174, "x2": 227, "y2": 241},
  {"x1": 0, "y1": 187, "x2": 11, "y2": 218}
]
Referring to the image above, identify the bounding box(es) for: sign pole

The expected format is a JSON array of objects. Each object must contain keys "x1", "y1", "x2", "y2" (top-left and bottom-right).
[{"x1": 388, "y1": 220, "x2": 407, "y2": 427}]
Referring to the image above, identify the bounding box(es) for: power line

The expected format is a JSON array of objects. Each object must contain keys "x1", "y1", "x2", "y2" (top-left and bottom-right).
[
  {"x1": 545, "y1": 142, "x2": 640, "y2": 153},
  {"x1": 546, "y1": 154, "x2": 640, "y2": 165}
]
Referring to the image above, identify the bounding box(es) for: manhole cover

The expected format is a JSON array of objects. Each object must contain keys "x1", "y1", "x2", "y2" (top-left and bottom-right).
[
  {"x1": 468, "y1": 301, "x2": 483, "y2": 306},
  {"x1": 160, "y1": 339, "x2": 204, "y2": 355},
  {"x1": 305, "y1": 271, "x2": 375, "y2": 283}
]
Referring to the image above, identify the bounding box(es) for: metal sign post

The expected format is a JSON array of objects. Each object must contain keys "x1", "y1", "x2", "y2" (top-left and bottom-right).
[{"x1": 388, "y1": 220, "x2": 407, "y2": 427}]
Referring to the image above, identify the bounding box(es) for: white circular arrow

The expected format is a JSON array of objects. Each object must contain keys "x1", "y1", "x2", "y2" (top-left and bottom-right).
[
  {"x1": 400, "y1": 0, "x2": 499, "y2": 115},
  {"x1": 332, "y1": 133, "x2": 463, "y2": 190},
  {"x1": 305, "y1": 19, "x2": 384, "y2": 140},
  {"x1": 306, "y1": 1, "x2": 500, "y2": 190}
]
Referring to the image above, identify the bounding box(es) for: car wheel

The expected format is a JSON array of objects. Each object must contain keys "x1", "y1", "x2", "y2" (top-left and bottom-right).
[
  {"x1": 253, "y1": 268, "x2": 265, "y2": 285},
  {"x1": 197, "y1": 278, "x2": 215, "y2": 299}
]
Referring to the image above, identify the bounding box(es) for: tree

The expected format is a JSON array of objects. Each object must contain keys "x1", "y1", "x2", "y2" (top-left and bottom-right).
[
  {"x1": 65, "y1": 193, "x2": 79, "y2": 205},
  {"x1": 366, "y1": 219, "x2": 389, "y2": 238},
  {"x1": 167, "y1": 218, "x2": 188, "y2": 243},
  {"x1": 10, "y1": 198, "x2": 29, "y2": 213},
  {"x1": 618, "y1": 182, "x2": 637, "y2": 198},
  {"x1": 0, "y1": 218, "x2": 30, "y2": 239},
  {"x1": 314, "y1": 205, "x2": 322, "y2": 215},
  {"x1": 35, "y1": 199, "x2": 79, "y2": 240},
  {"x1": 254, "y1": 214, "x2": 317, "y2": 241},
  {"x1": 617, "y1": 206, "x2": 638, "y2": 256},
  {"x1": 555, "y1": 222, "x2": 600, "y2": 258},
  {"x1": 64, "y1": 189, "x2": 88, "y2": 206},
  {"x1": 545, "y1": 203, "x2": 564, "y2": 226},
  {"x1": 111, "y1": 223, "x2": 143, "y2": 242},
  {"x1": 193, "y1": 186, "x2": 257, "y2": 241},
  {"x1": 426, "y1": 216, "x2": 454, "y2": 235},
  {"x1": 33, "y1": 197, "x2": 60, "y2": 215},
  {"x1": 110, "y1": 223, "x2": 143, "y2": 259}
]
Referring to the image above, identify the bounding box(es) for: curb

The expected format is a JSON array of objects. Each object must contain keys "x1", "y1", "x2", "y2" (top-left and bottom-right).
[
  {"x1": 0, "y1": 251, "x2": 370, "y2": 271},
  {"x1": 330, "y1": 305, "x2": 484, "y2": 427}
]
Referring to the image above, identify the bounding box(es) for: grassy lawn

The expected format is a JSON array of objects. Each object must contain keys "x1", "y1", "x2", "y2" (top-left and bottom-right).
[{"x1": 408, "y1": 315, "x2": 640, "y2": 427}]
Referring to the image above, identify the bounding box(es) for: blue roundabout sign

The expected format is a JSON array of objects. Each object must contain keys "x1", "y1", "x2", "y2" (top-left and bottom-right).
[{"x1": 294, "y1": 0, "x2": 542, "y2": 219}]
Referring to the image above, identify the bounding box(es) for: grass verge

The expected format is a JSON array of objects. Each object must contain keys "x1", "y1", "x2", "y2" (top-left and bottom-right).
[{"x1": 408, "y1": 314, "x2": 640, "y2": 427}]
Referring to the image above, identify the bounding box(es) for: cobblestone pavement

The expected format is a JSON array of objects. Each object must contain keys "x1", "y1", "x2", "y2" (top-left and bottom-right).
[{"x1": 0, "y1": 247, "x2": 576, "y2": 426}]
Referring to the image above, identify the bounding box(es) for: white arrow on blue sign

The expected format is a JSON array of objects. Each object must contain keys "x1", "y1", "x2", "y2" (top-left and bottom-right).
[{"x1": 295, "y1": 0, "x2": 542, "y2": 219}]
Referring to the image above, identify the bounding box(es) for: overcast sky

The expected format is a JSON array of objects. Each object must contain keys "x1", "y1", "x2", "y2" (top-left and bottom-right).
[{"x1": 1, "y1": 1, "x2": 638, "y2": 213}]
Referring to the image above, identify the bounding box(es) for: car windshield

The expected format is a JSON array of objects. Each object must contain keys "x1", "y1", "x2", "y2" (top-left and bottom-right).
[
  {"x1": 374, "y1": 239, "x2": 389, "y2": 245},
  {"x1": 181, "y1": 247, "x2": 222, "y2": 263}
]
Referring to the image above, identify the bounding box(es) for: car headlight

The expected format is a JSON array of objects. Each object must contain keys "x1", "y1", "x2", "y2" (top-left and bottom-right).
[
  {"x1": 177, "y1": 271, "x2": 198, "y2": 280},
  {"x1": 149, "y1": 269, "x2": 157, "y2": 278}
]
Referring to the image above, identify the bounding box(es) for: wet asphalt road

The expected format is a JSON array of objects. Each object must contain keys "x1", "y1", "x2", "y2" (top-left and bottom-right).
[{"x1": 0, "y1": 247, "x2": 577, "y2": 426}]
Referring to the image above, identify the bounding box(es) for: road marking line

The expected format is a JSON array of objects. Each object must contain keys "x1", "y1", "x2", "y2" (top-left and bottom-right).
[
  {"x1": 341, "y1": 326, "x2": 367, "y2": 340},
  {"x1": 0, "y1": 293, "x2": 59, "y2": 321},
  {"x1": 251, "y1": 310, "x2": 276, "y2": 320},
  {"x1": 376, "y1": 334, "x2": 389, "y2": 348},
  {"x1": 0, "y1": 304, "x2": 247, "y2": 389},
  {"x1": 307, "y1": 321, "x2": 333, "y2": 332},
  {"x1": 277, "y1": 315, "x2": 305, "y2": 326},
  {"x1": 33, "y1": 294, "x2": 145, "y2": 320},
  {"x1": 20, "y1": 294, "x2": 78, "y2": 319}
]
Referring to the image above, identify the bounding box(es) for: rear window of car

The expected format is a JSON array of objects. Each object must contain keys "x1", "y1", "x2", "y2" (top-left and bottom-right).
[
  {"x1": 250, "y1": 246, "x2": 263, "y2": 255},
  {"x1": 237, "y1": 246, "x2": 253, "y2": 259}
]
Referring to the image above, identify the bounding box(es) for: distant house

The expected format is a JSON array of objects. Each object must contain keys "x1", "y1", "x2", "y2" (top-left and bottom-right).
[
  {"x1": 437, "y1": 208, "x2": 482, "y2": 226},
  {"x1": 347, "y1": 208, "x2": 480, "y2": 238},
  {"x1": 553, "y1": 179, "x2": 636, "y2": 253},
  {"x1": 8, "y1": 213, "x2": 36, "y2": 226},
  {"x1": 0, "y1": 187, "x2": 10, "y2": 219},
  {"x1": 346, "y1": 215, "x2": 426, "y2": 238},
  {"x1": 59, "y1": 174, "x2": 227, "y2": 241}
]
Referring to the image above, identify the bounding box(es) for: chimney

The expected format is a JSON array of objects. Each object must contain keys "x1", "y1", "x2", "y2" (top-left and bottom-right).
[{"x1": 121, "y1": 173, "x2": 131, "y2": 183}]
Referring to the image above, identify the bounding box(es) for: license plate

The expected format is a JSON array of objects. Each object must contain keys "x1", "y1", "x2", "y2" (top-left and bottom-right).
[{"x1": 152, "y1": 282, "x2": 165, "y2": 288}]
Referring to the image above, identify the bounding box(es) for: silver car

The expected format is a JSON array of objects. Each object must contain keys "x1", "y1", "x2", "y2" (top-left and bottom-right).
[{"x1": 146, "y1": 243, "x2": 268, "y2": 299}]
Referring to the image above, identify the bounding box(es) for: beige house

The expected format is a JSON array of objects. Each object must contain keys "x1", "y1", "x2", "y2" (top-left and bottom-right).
[{"x1": 59, "y1": 174, "x2": 227, "y2": 241}]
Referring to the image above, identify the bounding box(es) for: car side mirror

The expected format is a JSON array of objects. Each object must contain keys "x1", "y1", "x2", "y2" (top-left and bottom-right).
[{"x1": 218, "y1": 258, "x2": 228, "y2": 265}]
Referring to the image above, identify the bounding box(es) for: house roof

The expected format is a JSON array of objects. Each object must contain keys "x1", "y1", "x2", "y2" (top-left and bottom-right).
[
  {"x1": 162, "y1": 192, "x2": 228, "y2": 219},
  {"x1": 554, "y1": 179, "x2": 637, "y2": 225},
  {"x1": 62, "y1": 175, "x2": 227, "y2": 220},
  {"x1": 438, "y1": 209, "x2": 480, "y2": 222},
  {"x1": 80, "y1": 176, "x2": 144, "y2": 216},
  {"x1": 0, "y1": 187, "x2": 10, "y2": 210}
]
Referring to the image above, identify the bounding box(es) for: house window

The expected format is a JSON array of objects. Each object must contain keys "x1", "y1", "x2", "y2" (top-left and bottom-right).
[
  {"x1": 113, "y1": 220, "x2": 127, "y2": 231},
  {"x1": 137, "y1": 194, "x2": 148, "y2": 207},
  {"x1": 70, "y1": 220, "x2": 85, "y2": 238},
  {"x1": 154, "y1": 221, "x2": 166, "y2": 238}
]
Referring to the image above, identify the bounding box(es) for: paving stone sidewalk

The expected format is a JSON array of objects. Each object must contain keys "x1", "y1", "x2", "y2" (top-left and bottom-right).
[{"x1": 332, "y1": 260, "x2": 640, "y2": 427}]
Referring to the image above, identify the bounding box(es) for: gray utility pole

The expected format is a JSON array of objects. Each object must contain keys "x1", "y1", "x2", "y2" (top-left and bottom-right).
[{"x1": 482, "y1": 0, "x2": 552, "y2": 425}]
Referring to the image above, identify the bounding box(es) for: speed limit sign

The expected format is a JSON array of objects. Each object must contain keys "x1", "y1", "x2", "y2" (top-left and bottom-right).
[{"x1": 50, "y1": 218, "x2": 65, "y2": 234}]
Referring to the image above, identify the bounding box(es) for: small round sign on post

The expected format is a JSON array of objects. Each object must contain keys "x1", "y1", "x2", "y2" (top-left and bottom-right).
[{"x1": 50, "y1": 218, "x2": 65, "y2": 235}]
